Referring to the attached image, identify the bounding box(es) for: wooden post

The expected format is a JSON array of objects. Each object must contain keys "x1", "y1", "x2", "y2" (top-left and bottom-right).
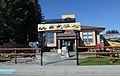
[
  {"x1": 41, "y1": 48, "x2": 43, "y2": 66},
  {"x1": 58, "y1": 40, "x2": 61, "y2": 49},
  {"x1": 110, "y1": 48, "x2": 113, "y2": 64},
  {"x1": 76, "y1": 31, "x2": 79, "y2": 65},
  {"x1": 41, "y1": 32, "x2": 43, "y2": 66},
  {"x1": 41, "y1": 32, "x2": 44, "y2": 66},
  {"x1": 14, "y1": 48, "x2": 17, "y2": 64}
]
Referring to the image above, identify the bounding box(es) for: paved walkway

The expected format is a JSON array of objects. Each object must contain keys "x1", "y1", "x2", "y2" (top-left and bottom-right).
[
  {"x1": 43, "y1": 52, "x2": 76, "y2": 66},
  {"x1": 0, "y1": 65, "x2": 120, "y2": 76}
]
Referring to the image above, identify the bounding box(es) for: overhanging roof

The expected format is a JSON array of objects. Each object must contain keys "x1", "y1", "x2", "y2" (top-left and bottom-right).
[{"x1": 81, "y1": 25, "x2": 105, "y2": 32}]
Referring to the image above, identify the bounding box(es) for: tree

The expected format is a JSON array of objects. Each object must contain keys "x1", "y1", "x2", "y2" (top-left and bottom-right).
[
  {"x1": 106, "y1": 30, "x2": 119, "y2": 34},
  {"x1": 0, "y1": 0, "x2": 14, "y2": 43},
  {"x1": 0, "y1": 0, "x2": 43, "y2": 44}
]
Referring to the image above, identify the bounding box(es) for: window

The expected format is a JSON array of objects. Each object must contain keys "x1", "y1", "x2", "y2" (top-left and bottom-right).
[
  {"x1": 45, "y1": 32, "x2": 54, "y2": 44},
  {"x1": 82, "y1": 32, "x2": 93, "y2": 43}
]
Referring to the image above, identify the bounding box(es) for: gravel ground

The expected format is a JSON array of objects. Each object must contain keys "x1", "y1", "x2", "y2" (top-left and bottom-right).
[{"x1": 0, "y1": 52, "x2": 76, "y2": 66}]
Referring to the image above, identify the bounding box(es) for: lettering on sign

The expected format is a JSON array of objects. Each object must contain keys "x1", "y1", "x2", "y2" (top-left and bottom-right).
[{"x1": 38, "y1": 23, "x2": 81, "y2": 31}]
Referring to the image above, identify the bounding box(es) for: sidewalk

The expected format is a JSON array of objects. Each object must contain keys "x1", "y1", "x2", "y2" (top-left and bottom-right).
[{"x1": 0, "y1": 65, "x2": 120, "y2": 76}]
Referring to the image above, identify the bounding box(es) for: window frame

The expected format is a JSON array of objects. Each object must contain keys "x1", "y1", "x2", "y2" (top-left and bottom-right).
[
  {"x1": 82, "y1": 32, "x2": 93, "y2": 43},
  {"x1": 45, "y1": 32, "x2": 54, "y2": 44}
]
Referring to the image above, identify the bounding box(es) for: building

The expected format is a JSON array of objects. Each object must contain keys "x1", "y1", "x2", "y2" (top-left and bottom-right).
[{"x1": 38, "y1": 14, "x2": 105, "y2": 51}]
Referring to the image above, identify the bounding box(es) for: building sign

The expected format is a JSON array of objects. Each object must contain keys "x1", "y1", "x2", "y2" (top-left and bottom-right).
[
  {"x1": 38, "y1": 23, "x2": 81, "y2": 32},
  {"x1": 103, "y1": 34, "x2": 120, "y2": 46}
]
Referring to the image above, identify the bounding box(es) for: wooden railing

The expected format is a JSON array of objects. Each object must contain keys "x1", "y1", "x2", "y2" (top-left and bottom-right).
[
  {"x1": 0, "y1": 48, "x2": 42, "y2": 65},
  {"x1": 77, "y1": 46, "x2": 120, "y2": 65},
  {"x1": 1, "y1": 46, "x2": 120, "y2": 66}
]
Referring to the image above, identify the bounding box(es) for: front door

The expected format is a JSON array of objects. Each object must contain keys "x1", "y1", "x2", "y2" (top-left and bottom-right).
[{"x1": 61, "y1": 39, "x2": 75, "y2": 52}]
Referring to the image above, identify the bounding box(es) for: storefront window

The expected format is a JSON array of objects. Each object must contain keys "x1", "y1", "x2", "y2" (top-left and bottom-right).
[
  {"x1": 45, "y1": 32, "x2": 54, "y2": 44},
  {"x1": 83, "y1": 32, "x2": 93, "y2": 43}
]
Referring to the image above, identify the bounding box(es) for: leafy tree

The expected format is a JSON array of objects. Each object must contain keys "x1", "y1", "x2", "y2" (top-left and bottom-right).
[{"x1": 0, "y1": 0, "x2": 43, "y2": 44}]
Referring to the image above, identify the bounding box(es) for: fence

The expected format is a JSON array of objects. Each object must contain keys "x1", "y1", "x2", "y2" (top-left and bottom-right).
[
  {"x1": 77, "y1": 46, "x2": 120, "y2": 65},
  {"x1": 1, "y1": 46, "x2": 120, "y2": 66},
  {"x1": 0, "y1": 48, "x2": 42, "y2": 65}
]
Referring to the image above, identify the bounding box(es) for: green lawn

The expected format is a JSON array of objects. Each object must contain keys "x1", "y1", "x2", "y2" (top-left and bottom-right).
[{"x1": 79, "y1": 54, "x2": 120, "y2": 65}]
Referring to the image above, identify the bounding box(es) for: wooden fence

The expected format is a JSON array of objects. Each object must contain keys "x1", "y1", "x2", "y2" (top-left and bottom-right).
[
  {"x1": 77, "y1": 46, "x2": 120, "y2": 65},
  {"x1": 1, "y1": 46, "x2": 120, "y2": 66},
  {"x1": 0, "y1": 48, "x2": 42, "y2": 65}
]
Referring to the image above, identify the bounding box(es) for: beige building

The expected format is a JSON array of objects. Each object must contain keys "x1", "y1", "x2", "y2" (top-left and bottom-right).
[{"x1": 38, "y1": 14, "x2": 105, "y2": 51}]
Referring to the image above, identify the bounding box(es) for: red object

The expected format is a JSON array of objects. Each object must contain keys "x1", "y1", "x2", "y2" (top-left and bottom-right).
[
  {"x1": 65, "y1": 30, "x2": 71, "y2": 32},
  {"x1": 96, "y1": 43, "x2": 100, "y2": 49},
  {"x1": 86, "y1": 42, "x2": 90, "y2": 46}
]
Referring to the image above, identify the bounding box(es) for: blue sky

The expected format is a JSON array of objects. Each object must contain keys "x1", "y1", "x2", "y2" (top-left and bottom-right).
[{"x1": 39, "y1": 0, "x2": 120, "y2": 34}]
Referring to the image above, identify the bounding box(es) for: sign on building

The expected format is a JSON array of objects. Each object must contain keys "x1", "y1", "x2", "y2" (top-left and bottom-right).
[{"x1": 38, "y1": 23, "x2": 81, "y2": 32}]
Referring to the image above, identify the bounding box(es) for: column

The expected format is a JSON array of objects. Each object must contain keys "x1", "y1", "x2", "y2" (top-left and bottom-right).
[{"x1": 58, "y1": 40, "x2": 61, "y2": 49}]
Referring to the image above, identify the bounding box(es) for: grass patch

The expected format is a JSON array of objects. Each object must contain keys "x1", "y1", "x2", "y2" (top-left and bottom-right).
[
  {"x1": 79, "y1": 54, "x2": 120, "y2": 65},
  {"x1": 80, "y1": 60, "x2": 110, "y2": 65},
  {"x1": 0, "y1": 55, "x2": 15, "y2": 59}
]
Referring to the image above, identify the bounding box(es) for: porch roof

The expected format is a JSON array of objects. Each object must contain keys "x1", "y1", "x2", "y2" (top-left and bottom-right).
[{"x1": 81, "y1": 26, "x2": 105, "y2": 32}]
